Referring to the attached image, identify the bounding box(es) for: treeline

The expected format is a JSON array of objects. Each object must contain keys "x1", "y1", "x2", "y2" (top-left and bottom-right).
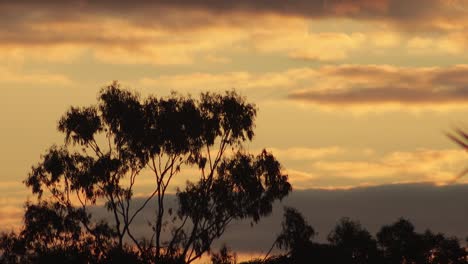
[
  {"x1": 237, "y1": 207, "x2": 468, "y2": 264},
  {"x1": 2, "y1": 205, "x2": 465, "y2": 264}
]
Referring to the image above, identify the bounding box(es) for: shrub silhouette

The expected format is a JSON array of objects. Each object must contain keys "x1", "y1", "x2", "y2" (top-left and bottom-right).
[{"x1": 0, "y1": 82, "x2": 291, "y2": 263}]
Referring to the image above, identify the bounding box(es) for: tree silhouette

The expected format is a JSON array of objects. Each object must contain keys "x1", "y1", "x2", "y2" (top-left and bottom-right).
[
  {"x1": 254, "y1": 216, "x2": 467, "y2": 264},
  {"x1": 376, "y1": 218, "x2": 425, "y2": 263},
  {"x1": 2, "y1": 82, "x2": 291, "y2": 263},
  {"x1": 375, "y1": 218, "x2": 468, "y2": 264},
  {"x1": 210, "y1": 245, "x2": 237, "y2": 264},
  {"x1": 421, "y1": 230, "x2": 468, "y2": 264},
  {"x1": 276, "y1": 207, "x2": 315, "y2": 257},
  {"x1": 268, "y1": 207, "x2": 315, "y2": 264},
  {"x1": 328, "y1": 217, "x2": 380, "y2": 264}
]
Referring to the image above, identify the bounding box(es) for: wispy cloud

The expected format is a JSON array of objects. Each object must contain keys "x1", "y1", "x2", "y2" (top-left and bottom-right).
[
  {"x1": 306, "y1": 148, "x2": 468, "y2": 187},
  {"x1": 0, "y1": 67, "x2": 71, "y2": 85},
  {"x1": 131, "y1": 68, "x2": 298, "y2": 96},
  {"x1": 267, "y1": 146, "x2": 345, "y2": 161},
  {"x1": 138, "y1": 64, "x2": 468, "y2": 111},
  {"x1": 289, "y1": 64, "x2": 468, "y2": 109}
]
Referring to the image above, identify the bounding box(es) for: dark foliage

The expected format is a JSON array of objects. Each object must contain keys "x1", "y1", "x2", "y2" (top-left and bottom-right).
[{"x1": 255, "y1": 208, "x2": 467, "y2": 264}]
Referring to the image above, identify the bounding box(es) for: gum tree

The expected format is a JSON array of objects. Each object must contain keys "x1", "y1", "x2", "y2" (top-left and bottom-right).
[{"x1": 20, "y1": 82, "x2": 291, "y2": 263}]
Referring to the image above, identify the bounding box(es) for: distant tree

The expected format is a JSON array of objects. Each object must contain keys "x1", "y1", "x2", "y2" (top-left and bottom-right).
[
  {"x1": 327, "y1": 217, "x2": 380, "y2": 264},
  {"x1": 211, "y1": 245, "x2": 237, "y2": 264},
  {"x1": 377, "y1": 218, "x2": 427, "y2": 264},
  {"x1": 0, "y1": 201, "x2": 121, "y2": 263},
  {"x1": 274, "y1": 207, "x2": 314, "y2": 263},
  {"x1": 422, "y1": 231, "x2": 467, "y2": 264},
  {"x1": 4, "y1": 82, "x2": 291, "y2": 263},
  {"x1": 377, "y1": 219, "x2": 467, "y2": 264},
  {"x1": 252, "y1": 215, "x2": 466, "y2": 264}
]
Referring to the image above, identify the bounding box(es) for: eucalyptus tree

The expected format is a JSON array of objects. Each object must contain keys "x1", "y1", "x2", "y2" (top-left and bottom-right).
[{"x1": 21, "y1": 82, "x2": 291, "y2": 263}]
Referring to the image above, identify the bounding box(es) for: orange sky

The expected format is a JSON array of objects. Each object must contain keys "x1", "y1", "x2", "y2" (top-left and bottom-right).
[{"x1": 1, "y1": 0, "x2": 468, "y2": 235}]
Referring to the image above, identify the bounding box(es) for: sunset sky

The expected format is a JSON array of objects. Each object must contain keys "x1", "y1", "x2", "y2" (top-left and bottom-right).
[{"x1": 1, "y1": 0, "x2": 468, "y2": 252}]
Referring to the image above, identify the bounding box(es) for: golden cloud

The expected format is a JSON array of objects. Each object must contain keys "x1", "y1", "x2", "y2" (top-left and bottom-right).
[
  {"x1": 308, "y1": 148, "x2": 468, "y2": 186},
  {"x1": 0, "y1": 13, "x2": 373, "y2": 64},
  {"x1": 139, "y1": 67, "x2": 318, "y2": 93},
  {"x1": 267, "y1": 146, "x2": 345, "y2": 160},
  {"x1": 0, "y1": 206, "x2": 23, "y2": 231},
  {"x1": 254, "y1": 31, "x2": 367, "y2": 61},
  {"x1": 0, "y1": 66, "x2": 71, "y2": 85}
]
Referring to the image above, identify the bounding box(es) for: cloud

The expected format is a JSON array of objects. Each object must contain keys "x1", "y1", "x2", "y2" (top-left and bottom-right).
[
  {"x1": 0, "y1": 1, "x2": 461, "y2": 29},
  {"x1": 0, "y1": 67, "x2": 71, "y2": 85},
  {"x1": 0, "y1": 13, "x2": 371, "y2": 64},
  {"x1": 138, "y1": 68, "x2": 318, "y2": 94},
  {"x1": 4, "y1": 183, "x2": 468, "y2": 245},
  {"x1": 288, "y1": 64, "x2": 468, "y2": 109},
  {"x1": 407, "y1": 33, "x2": 468, "y2": 55},
  {"x1": 0, "y1": 206, "x2": 24, "y2": 231},
  {"x1": 138, "y1": 64, "x2": 468, "y2": 110},
  {"x1": 307, "y1": 148, "x2": 468, "y2": 187},
  {"x1": 369, "y1": 31, "x2": 401, "y2": 48},
  {"x1": 0, "y1": 18, "x2": 249, "y2": 65},
  {"x1": 254, "y1": 31, "x2": 367, "y2": 61},
  {"x1": 0, "y1": 181, "x2": 28, "y2": 232},
  {"x1": 1, "y1": 1, "x2": 467, "y2": 65},
  {"x1": 81, "y1": 183, "x2": 468, "y2": 254},
  {"x1": 267, "y1": 146, "x2": 345, "y2": 161}
]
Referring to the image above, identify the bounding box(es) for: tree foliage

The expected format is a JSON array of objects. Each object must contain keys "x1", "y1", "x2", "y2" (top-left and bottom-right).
[{"x1": 1, "y1": 82, "x2": 291, "y2": 263}]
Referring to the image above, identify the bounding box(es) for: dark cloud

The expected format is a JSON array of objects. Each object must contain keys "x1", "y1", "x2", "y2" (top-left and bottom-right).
[
  {"x1": 0, "y1": 0, "x2": 462, "y2": 30},
  {"x1": 289, "y1": 86, "x2": 468, "y2": 104},
  {"x1": 90, "y1": 183, "x2": 468, "y2": 254},
  {"x1": 217, "y1": 183, "x2": 468, "y2": 252},
  {"x1": 0, "y1": 0, "x2": 464, "y2": 65},
  {"x1": 2, "y1": 0, "x2": 447, "y2": 19},
  {"x1": 288, "y1": 65, "x2": 468, "y2": 106}
]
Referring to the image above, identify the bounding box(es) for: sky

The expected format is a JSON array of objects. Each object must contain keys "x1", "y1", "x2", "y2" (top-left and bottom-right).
[{"x1": 1, "y1": 0, "x2": 468, "y2": 257}]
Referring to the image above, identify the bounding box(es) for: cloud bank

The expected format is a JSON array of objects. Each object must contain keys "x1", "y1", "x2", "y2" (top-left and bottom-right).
[
  {"x1": 86, "y1": 183, "x2": 468, "y2": 254},
  {"x1": 1, "y1": 1, "x2": 468, "y2": 65},
  {"x1": 2, "y1": 1, "x2": 465, "y2": 29}
]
